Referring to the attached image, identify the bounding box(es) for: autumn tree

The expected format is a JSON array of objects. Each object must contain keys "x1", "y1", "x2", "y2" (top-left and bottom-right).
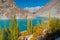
[{"x1": 50, "y1": 18, "x2": 60, "y2": 32}]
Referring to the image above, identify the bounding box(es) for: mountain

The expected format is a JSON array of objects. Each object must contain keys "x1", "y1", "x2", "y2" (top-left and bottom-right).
[
  {"x1": 0, "y1": 0, "x2": 60, "y2": 19},
  {"x1": 36, "y1": 0, "x2": 60, "y2": 18},
  {"x1": 0, "y1": 0, "x2": 31, "y2": 19},
  {"x1": 24, "y1": 6, "x2": 43, "y2": 13}
]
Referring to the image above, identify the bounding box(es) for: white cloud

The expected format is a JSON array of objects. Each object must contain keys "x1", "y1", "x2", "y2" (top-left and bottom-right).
[{"x1": 24, "y1": 6, "x2": 43, "y2": 13}]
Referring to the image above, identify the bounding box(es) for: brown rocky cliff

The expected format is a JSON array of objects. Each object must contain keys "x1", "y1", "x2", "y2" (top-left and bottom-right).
[
  {"x1": 0, "y1": 0, "x2": 31, "y2": 19},
  {"x1": 36, "y1": 0, "x2": 60, "y2": 18}
]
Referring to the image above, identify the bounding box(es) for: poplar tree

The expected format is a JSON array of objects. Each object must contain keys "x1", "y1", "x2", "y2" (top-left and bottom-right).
[
  {"x1": 9, "y1": 15, "x2": 19, "y2": 40},
  {"x1": 2, "y1": 28, "x2": 11, "y2": 40},
  {"x1": 27, "y1": 19, "x2": 33, "y2": 34},
  {"x1": 0, "y1": 28, "x2": 3, "y2": 40}
]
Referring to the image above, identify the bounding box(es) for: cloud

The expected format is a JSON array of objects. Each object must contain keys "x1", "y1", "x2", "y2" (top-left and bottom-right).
[{"x1": 24, "y1": 6, "x2": 43, "y2": 13}]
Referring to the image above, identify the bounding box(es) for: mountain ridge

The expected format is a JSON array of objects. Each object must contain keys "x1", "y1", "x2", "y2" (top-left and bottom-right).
[
  {"x1": 0, "y1": 0, "x2": 60, "y2": 19},
  {"x1": 0, "y1": 0, "x2": 31, "y2": 19}
]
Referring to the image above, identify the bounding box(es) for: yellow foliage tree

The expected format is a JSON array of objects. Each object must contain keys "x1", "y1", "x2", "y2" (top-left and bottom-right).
[
  {"x1": 27, "y1": 19, "x2": 33, "y2": 34},
  {"x1": 0, "y1": 28, "x2": 3, "y2": 40},
  {"x1": 30, "y1": 37, "x2": 36, "y2": 40}
]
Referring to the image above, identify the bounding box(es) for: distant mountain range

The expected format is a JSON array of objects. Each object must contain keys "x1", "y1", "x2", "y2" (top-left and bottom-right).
[
  {"x1": 0, "y1": 0, "x2": 60, "y2": 19},
  {"x1": 36, "y1": 0, "x2": 60, "y2": 18}
]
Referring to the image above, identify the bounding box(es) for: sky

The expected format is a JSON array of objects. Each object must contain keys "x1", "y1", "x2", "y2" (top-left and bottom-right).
[
  {"x1": 14, "y1": 0, "x2": 50, "y2": 8},
  {"x1": 14, "y1": 0, "x2": 51, "y2": 13}
]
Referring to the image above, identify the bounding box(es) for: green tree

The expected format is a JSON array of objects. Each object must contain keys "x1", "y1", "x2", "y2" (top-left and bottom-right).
[
  {"x1": 50, "y1": 18, "x2": 60, "y2": 32},
  {"x1": 0, "y1": 15, "x2": 19, "y2": 40},
  {"x1": 27, "y1": 19, "x2": 33, "y2": 34},
  {"x1": 9, "y1": 15, "x2": 19, "y2": 40},
  {"x1": 0, "y1": 28, "x2": 3, "y2": 40},
  {"x1": 2, "y1": 28, "x2": 11, "y2": 40}
]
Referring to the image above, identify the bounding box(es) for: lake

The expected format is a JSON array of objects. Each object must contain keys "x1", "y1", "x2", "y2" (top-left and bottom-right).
[{"x1": 0, "y1": 17, "x2": 47, "y2": 31}]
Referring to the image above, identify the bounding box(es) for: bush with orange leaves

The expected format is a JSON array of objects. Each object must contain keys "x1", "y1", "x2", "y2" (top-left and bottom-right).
[
  {"x1": 31, "y1": 27, "x2": 44, "y2": 40},
  {"x1": 30, "y1": 37, "x2": 36, "y2": 40},
  {"x1": 33, "y1": 32, "x2": 38, "y2": 37},
  {"x1": 33, "y1": 26, "x2": 37, "y2": 33},
  {"x1": 21, "y1": 31, "x2": 29, "y2": 37},
  {"x1": 36, "y1": 28, "x2": 43, "y2": 36},
  {"x1": 33, "y1": 27, "x2": 44, "y2": 37}
]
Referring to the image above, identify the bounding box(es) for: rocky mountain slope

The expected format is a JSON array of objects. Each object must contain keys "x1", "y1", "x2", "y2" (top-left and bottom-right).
[
  {"x1": 36, "y1": 0, "x2": 60, "y2": 18},
  {"x1": 0, "y1": 0, "x2": 60, "y2": 19},
  {"x1": 0, "y1": 0, "x2": 31, "y2": 19}
]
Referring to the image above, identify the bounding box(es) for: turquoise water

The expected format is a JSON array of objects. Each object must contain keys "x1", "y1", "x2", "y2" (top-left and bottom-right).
[{"x1": 0, "y1": 17, "x2": 47, "y2": 31}]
